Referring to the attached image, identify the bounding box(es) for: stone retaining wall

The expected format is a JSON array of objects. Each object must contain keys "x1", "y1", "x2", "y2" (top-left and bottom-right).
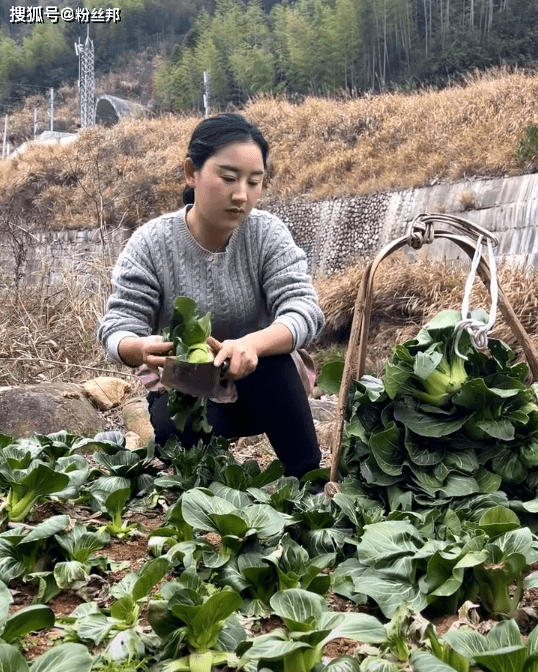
[{"x1": 2, "y1": 173, "x2": 538, "y2": 287}]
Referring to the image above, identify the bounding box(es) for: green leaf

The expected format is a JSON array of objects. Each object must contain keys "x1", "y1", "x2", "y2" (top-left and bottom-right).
[
  {"x1": 2, "y1": 605, "x2": 55, "y2": 643},
  {"x1": 356, "y1": 521, "x2": 423, "y2": 564},
  {"x1": 410, "y1": 651, "x2": 465, "y2": 672},
  {"x1": 0, "y1": 581, "x2": 13, "y2": 632},
  {"x1": 209, "y1": 483, "x2": 252, "y2": 510},
  {"x1": 244, "y1": 504, "x2": 291, "y2": 539},
  {"x1": 270, "y1": 589, "x2": 326, "y2": 632},
  {"x1": 317, "y1": 361, "x2": 344, "y2": 395},
  {"x1": 369, "y1": 422, "x2": 403, "y2": 476},
  {"x1": 239, "y1": 630, "x2": 309, "y2": 663},
  {"x1": 104, "y1": 488, "x2": 131, "y2": 517},
  {"x1": 53, "y1": 561, "x2": 87, "y2": 590},
  {"x1": 77, "y1": 613, "x2": 113, "y2": 645},
  {"x1": 393, "y1": 403, "x2": 468, "y2": 437},
  {"x1": 475, "y1": 418, "x2": 515, "y2": 441},
  {"x1": 474, "y1": 646, "x2": 527, "y2": 672},
  {"x1": 29, "y1": 643, "x2": 93, "y2": 672},
  {"x1": 0, "y1": 643, "x2": 29, "y2": 672},
  {"x1": 354, "y1": 572, "x2": 428, "y2": 618},
  {"x1": 189, "y1": 590, "x2": 242, "y2": 650},
  {"x1": 322, "y1": 656, "x2": 361, "y2": 671},
  {"x1": 442, "y1": 629, "x2": 488, "y2": 660},
  {"x1": 21, "y1": 516, "x2": 70, "y2": 545},
  {"x1": 319, "y1": 612, "x2": 387, "y2": 645},
  {"x1": 479, "y1": 506, "x2": 521, "y2": 537},
  {"x1": 132, "y1": 557, "x2": 171, "y2": 602},
  {"x1": 181, "y1": 489, "x2": 236, "y2": 532},
  {"x1": 110, "y1": 595, "x2": 137, "y2": 625},
  {"x1": 210, "y1": 512, "x2": 249, "y2": 537}
]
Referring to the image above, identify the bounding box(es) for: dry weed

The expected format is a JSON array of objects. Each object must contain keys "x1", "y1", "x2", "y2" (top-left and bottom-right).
[
  {"x1": 0, "y1": 259, "x2": 141, "y2": 388},
  {"x1": 456, "y1": 189, "x2": 479, "y2": 211}
]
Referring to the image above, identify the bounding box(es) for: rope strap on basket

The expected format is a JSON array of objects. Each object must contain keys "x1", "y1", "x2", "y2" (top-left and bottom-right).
[{"x1": 455, "y1": 233, "x2": 499, "y2": 357}]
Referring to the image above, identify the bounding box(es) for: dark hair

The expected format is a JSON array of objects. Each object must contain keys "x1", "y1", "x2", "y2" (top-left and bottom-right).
[{"x1": 182, "y1": 113, "x2": 269, "y2": 205}]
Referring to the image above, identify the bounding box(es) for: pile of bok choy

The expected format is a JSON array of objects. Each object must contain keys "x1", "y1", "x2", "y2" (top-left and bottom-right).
[{"x1": 319, "y1": 309, "x2": 538, "y2": 511}]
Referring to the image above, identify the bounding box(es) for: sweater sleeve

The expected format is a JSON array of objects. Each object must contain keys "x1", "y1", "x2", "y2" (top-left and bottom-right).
[
  {"x1": 260, "y1": 218, "x2": 325, "y2": 349},
  {"x1": 97, "y1": 226, "x2": 163, "y2": 363}
]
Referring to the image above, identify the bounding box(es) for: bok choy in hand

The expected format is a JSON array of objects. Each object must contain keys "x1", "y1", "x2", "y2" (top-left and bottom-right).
[{"x1": 162, "y1": 296, "x2": 213, "y2": 364}]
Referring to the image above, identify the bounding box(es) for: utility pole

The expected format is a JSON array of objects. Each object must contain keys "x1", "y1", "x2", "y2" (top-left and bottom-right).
[
  {"x1": 75, "y1": 24, "x2": 95, "y2": 128},
  {"x1": 203, "y1": 71, "x2": 211, "y2": 118},
  {"x1": 2, "y1": 115, "x2": 7, "y2": 159},
  {"x1": 49, "y1": 88, "x2": 54, "y2": 131}
]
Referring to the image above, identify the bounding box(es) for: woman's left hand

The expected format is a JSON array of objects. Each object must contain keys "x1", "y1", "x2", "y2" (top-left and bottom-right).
[{"x1": 207, "y1": 335, "x2": 258, "y2": 380}]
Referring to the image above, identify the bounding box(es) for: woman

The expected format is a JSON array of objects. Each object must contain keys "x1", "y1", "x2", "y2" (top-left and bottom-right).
[{"x1": 98, "y1": 113, "x2": 325, "y2": 478}]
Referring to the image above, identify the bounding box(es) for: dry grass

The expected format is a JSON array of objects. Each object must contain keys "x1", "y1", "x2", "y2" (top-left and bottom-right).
[
  {"x1": 0, "y1": 260, "x2": 140, "y2": 387},
  {"x1": 3, "y1": 115, "x2": 198, "y2": 230},
  {"x1": 247, "y1": 67, "x2": 538, "y2": 199},
  {"x1": 2, "y1": 67, "x2": 538, "y2": 229},
  {"x1": 2, "y1": 253, "x2": 536, "y2": 388},
  {"x1": 314, "y1": 254, "x2": 538, "y2": 375}
]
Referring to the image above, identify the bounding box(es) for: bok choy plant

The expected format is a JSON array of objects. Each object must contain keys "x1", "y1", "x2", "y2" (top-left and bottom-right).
[
  {"x1": 0, "y1": 642, "x2": 93, "y2": 672},
  {"x1": 215, "y1": 533, "x2": 334, "y2": 616},
  {"x1": 237, "y1": 589, "x2": 387, "y2": 672},
  {"x1": 161, "y1": 296, "x2": 213, "y2": 364},
  {"x1": 0, "y1": 515, "x2": 70, "y2": 584},
  {"x1": 53, "y1": 523, "x2": 111, "y2": 589},
  {"x1": 0, "y1": 578, "x2": 55, "y2": 644},
  {"x1": 161, "y1": 296, "x2": 215, "y2": 435},
  {"x1": 0, "y1": 461, "x2": 70, "y2": 522},
  {"x1": 411, "y1": 618, "x2": 538, "y2": 672},
  {"x1": 180, "y1": 487, "x2": 291, "y2": 567},
  {"x1": 68, "y1": 557, "x2": 171, "y2": 661},
  {"x1": 147, "y1": 580, "x2": 245, "y2": 672},
  {"x1": 154, "y1": 436, "x2": 232, "y2": 491}
]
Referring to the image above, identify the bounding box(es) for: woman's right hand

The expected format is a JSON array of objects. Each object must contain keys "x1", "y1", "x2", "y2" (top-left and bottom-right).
[{"x1": 118, "y1": 335, "x2": 174, "y2": 371}]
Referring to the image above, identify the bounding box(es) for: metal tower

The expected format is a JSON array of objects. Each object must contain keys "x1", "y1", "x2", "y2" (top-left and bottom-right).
[{"x1": 75, "y1": 26, "x2": 95, "y2": 128}]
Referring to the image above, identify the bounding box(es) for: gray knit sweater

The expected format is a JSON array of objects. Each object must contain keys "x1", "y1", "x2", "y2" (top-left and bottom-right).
[{"x1": 98, "y1": 206, "x2": 325, "y2": 364}]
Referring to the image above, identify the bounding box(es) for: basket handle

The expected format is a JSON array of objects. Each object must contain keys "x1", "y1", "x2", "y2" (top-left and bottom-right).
[{"x1": 326, "y1": 231, "x2": 538, "y2": 492}]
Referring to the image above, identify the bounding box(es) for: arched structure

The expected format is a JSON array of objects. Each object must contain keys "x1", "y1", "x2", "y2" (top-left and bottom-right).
[{"x1": 94, "y1": 94, "x2": 148, "y2": 126}]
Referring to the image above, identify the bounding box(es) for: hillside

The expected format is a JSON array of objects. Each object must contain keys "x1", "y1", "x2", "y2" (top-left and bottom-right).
[{"x1": 1, "y1": 67, "x2": 538, "y2": 231}]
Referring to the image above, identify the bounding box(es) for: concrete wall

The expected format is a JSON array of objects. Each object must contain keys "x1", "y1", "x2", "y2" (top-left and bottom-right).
[
  {"x1": 1, "y1": 172, "x2": 538, "y2": 287},
  {"x1": 383, "y1": 173, "x2": 538, "y2": 269}
]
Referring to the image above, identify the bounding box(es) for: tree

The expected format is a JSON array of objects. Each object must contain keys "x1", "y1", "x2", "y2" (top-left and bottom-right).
[
  {"x1": 0, "y1": 35, "x2": 23, "y2": 87},
  {"x1": 229, "y1": 44, "x2": 276, "y2": 96},
  {"x1": 22, "y1": 22, "x2": 71, "y2": 84}
]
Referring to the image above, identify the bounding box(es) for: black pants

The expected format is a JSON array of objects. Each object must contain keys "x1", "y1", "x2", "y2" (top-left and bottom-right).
[{"x1": 148, "y1": 353, "x2": 320, "y2": 478}]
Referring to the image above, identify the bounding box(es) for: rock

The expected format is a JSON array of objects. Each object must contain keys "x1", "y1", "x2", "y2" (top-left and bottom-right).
[
  {"x1": 309, "y1": 397, "x2": 337, "y2": 423},
  {"x1": 0, "y1": 382, "x2": 104, "y2": 439},
  {"x1": 125, "y1": 431, "x2": 141, "y2": 451},
  {"x1": 311, "y1": 386, "x2": 324, "y2": 399},
  {"x1": 122, "y1": 396, "x2": 154, "y2": 447},
  {"x1": 82, "y1": 376, "x2": 132, "y2": 411}
]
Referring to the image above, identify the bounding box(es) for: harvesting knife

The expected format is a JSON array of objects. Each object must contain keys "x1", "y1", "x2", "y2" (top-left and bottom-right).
[{"x1": 160, "y1": 357, "x2": 237, "y2": 402}]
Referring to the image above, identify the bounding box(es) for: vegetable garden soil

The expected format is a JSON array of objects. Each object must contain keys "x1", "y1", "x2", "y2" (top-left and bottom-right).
[{"x1": 7, "y1": 401, "x2": 538, "y2": 664}]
